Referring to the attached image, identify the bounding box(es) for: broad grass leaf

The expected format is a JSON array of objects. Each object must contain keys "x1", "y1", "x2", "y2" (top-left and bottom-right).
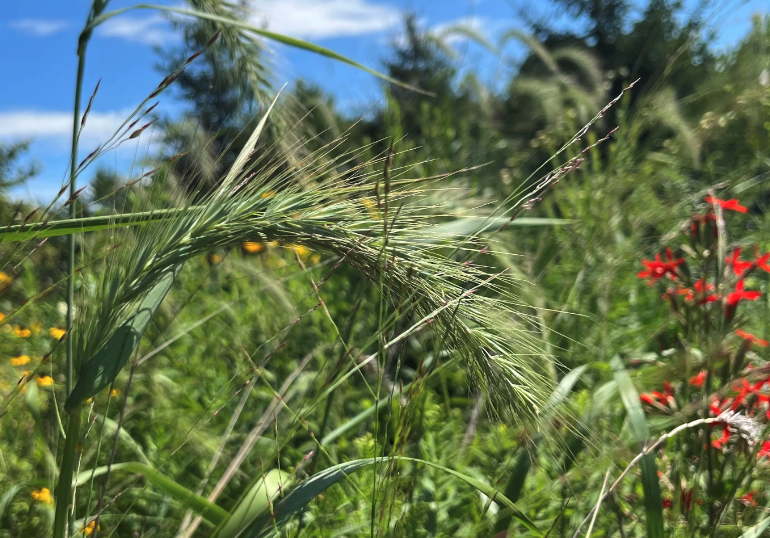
[
  {"x1": 738, "y1": 515, "x2": 770, "y2": 538},
  {"x1": 249, "y1": 458, "x2": 542, "y2": 537},
  {"x1": 73, "y1": 462, "x2": 228, "y2": 525},
  {"x1": 610, "y1": 355, "x2": 664, "y2": 538},
  {"x1": 216, "y1": 469, "x2": 291, "y2": 538},
  {"x1": 65, "y1": 264, "x2": 182, "y2": 410}
]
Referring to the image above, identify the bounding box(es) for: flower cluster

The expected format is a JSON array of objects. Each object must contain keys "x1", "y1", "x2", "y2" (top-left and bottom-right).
[{"x1": 637, "y1": 194, "x2": 770, "y2": 474}]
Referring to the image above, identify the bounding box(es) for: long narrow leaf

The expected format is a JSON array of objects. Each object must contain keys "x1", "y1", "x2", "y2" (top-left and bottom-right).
[
  {"x1": 610, "y1": 355, "x2": 664, "y2": 538},
  {"x1": 86, "y1": 5, "x2": 427, "y2": 94},
  {"x1": 65, "y1": 264, "x2": 182, "y2": 410},
  {"x1": 73, "y1": 462, "x2": 229, "y2": 525}
]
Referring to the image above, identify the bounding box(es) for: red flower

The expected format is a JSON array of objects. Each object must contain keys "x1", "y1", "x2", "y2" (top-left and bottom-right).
[
  {"x1": 726, "y1": 280, "x2": 761, "y2": 306},
  {"x1": 638, "y1": 248, "x2": 684, "y2": 284},
  {"x1": 712, "y1": 426, "x2": 731, "y2": 449},
  {"x1": 736, "y1": 329, "x2": 769, "y2": 347},
  {"x1": 730, "y1": 378, "x2": 766, "y2": 411},
  {"x1": 662, "y1": 499, "x2": 672, "y2": 509},
  {"x1": 755, "y1": 246, "x2": 770, "y2": 272},
  {"x1": 640, "y1": 393, "x2": 656, "y2": 405},
  {"x1": 681, "y1": 488, "x2": 694, "y2": 512},
  {"x1": 679, "y1": 279, "x2": 717, "y2": 303},
  {"x1": 705, "y1": 196, "x2": 747, "y2": 213},
  {"x1": 739, "y1": 491, "x2": 757, "y2": 506},
  {"x1": 709, "y1": 398, "x2": 723, "y2": 416},
  {"x1": 689, "y1": 371, "x2": 707, "y2": 388},
  {"x1": 726, "y1": 248, "x2": 753, "y2": 277},
  {"x1": 664, "y1": 381, "x2": 674, "y2": 396},
  {"x1": 758, "y1": 441, "x2": 770, "y2": 459}
]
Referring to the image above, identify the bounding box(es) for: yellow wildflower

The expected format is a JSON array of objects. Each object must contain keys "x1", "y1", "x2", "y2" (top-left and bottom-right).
[
  {"x1": 309, "y1": 254, "x2": 321, "y2": 265},
  {"x1": 210, "y1": 254, "x2": 222, "y2": 264},
  {"x1": 290, "y1": 245, "x2": 310, "y2": 259},
  {"x1": 260, "y1": 190, "x2": 276, "y2": 198},
  {"x1": 361, "y1": 198, "x2": 379, "y2": 217},
  {"x1": 10, "y1": 355, "x2": 30, "y2": 366},
  {"x1": 31, "y1": 488, "x2": 52, "y2": 505},
  {"x1": 49, "y1": 327, "x2": 66, "y2": 339},
  {"x1": 243, "y1": 241, "x2": 264, "y2": 254},
  {"x1": 0, "y1": 272, "x2": 11, "y2": 287},
  {"x1": 86, "y1": 397, "x2": 93, "y2": 404},
  {"x1": 111, "y1": 388, "x2": 120, "y2": 397},
  {"x1": 36, "y1": 376, "x2": 54, "y2": 387},
  {"x1": 0, "y1": 312, "x2": 5, "y2": 322},
  {"x1": 82, "y1": 520, "x2": 100, "y2": 536},
  {"x1": 13, "y1": 326, "x2": 31, "y2": 338}
]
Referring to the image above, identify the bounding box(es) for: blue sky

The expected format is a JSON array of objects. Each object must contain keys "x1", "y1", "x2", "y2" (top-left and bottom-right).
[{"x1": 1, "y1": 0, "x2": 767, "y2": 203}]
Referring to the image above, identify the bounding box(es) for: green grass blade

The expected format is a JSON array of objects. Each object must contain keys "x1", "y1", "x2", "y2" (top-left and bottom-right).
[
  {"x1": 73, "y1": 462, "x2": 229, "y2": 525},
  {"x1": 610, "y1": 355, "x2": 664, "y2": 538},
  {"x1": 216, "y1": 469, "x2": 290, "y2": 538},
  {"x1": 417, "y1": 217, "x2": 572, "y2": 243},
  {"x1": 0, "y1": 483, "x2": 27, "y2": 523},
  {"x1": 0, "y1": 209, "x2": 185, "y2": 243},
  {"x1": 249, "y1": 457, "x2": 542, "y2": 537},
  {"x1": 86, "y1": 5, "x2": 426, "y2": 94},
  {"x1": 320, "y1": 395, "x2": 391, "y2": 446},
  {"x1": 65, "y1": 264, "x2": 182, "y2": 410}
]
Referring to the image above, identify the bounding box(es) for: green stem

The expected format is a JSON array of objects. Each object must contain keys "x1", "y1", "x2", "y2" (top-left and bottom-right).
[
  {"x1": 67, "y1": 38, "x2": 87, "y2": 398},
  {"x1": 53, "y1": 406, "x2": 83, "y2": 538}
]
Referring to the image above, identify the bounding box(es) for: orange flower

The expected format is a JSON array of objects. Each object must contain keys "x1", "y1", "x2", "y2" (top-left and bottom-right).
[
  {"x1": 31, "y1": 488, "x2": 52, "y2": 505},
  {"x1": 49, "y1": 327, "x2": 66, "y2": 339},
  {"x1": 736, "y1": 329, "x2": 769, "y2": 347},
  {"x1": 36, "y1": 376, "x2": 54, "y2": 387},
  {"x1": 82, "y1": 520, "x2": 100, "y2": 536},
  {"x1": 9, "y1": 355, "x2": 30, "y2": 366},
  {"x1": 110, "y1": 388, "x2": 120, "y2": 397},
  {"x1": 640, "y1": 393, "x2": 656, "y2": 405},
  {"x1": 13, "y1": 326, "x2": 31, "y2": 338},
  {"x1": 0, "y1": 312, "x2": 5, "y2": 322},
  {"x1": 243, "y1": 242, "x2": 264, "y2": 254}
]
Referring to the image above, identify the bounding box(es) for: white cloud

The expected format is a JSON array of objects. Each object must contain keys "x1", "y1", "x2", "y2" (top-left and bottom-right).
[
  {"x1": 250, "y1": 0, "x2": 400, "y2": 40},
  {"x1": 97, "y1": 15, "x2": 175, "y2": 45},
  {"x1": 0, "y1": 109, "x2": 137, "y2": 145},
  {"x1": 10, "y1": 19, "x2": 69, "y2": 37}
]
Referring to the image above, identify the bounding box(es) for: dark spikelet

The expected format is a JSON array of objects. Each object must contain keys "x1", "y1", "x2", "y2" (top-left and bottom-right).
[
  {"x1": 80, "y1": 78, "x2": 101, "y2": 130},
  {"x1": 64, "y1": 186, "x2": 88, "y2": 207},
  {"x1": 77, "y1": 146, "x2": 101, "y2": 171},
  {"x1": 128, "y1": 119, "x2": 158, "y2": 140},
  {"x1": 205, "y1": 31, "x2": 221, "y2": 47}
]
